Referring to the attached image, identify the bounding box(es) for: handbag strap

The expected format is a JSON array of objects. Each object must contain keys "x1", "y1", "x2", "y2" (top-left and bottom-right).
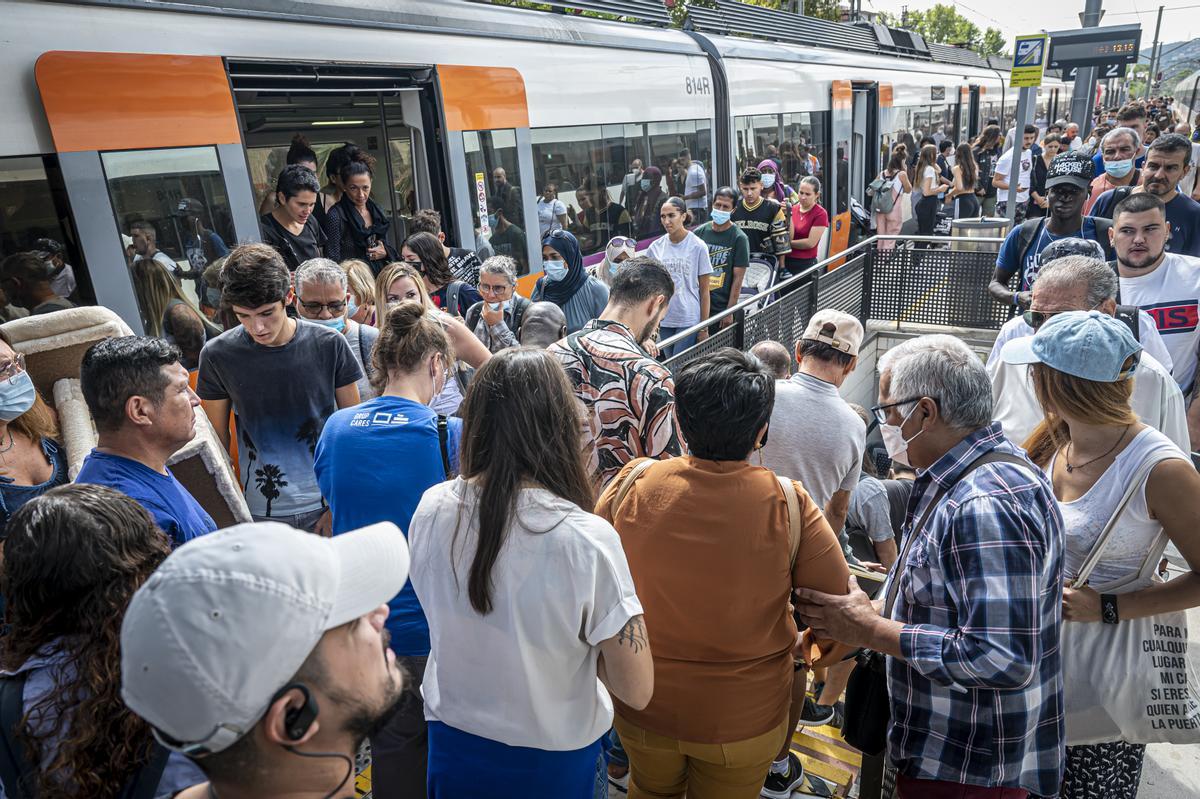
[
  {"x1": 1073, "y1": 453, "x2": 1167, "y2": 586},
  {"x1": 436, "y1": 416, "x2": 452, "y2": 480},
  {"x1": 0, "y1": 673, "x2": 34, "y2": 799},
  {"x1": 608, "y1": 458, "x2": 656, "y2": 518},
  {"x1": 883, "y1": 450, "x2": 1031, "y2": 618},
  {"x1": 777, "y1": 476, "x2": 803, "y2": 569}
]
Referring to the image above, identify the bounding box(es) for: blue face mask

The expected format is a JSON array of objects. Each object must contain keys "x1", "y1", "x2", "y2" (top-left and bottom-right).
[
  {"x1": 543, "y1": 259, "x2": 569, "y2": 281},
  {"x1": 761, "y1": 173, "x2": 776, "y2": 189},
  {"x1": 639, "y1": 178, "x2": 651, "y2": 191},
  {"x1": 312, "y1": 316, "x2": 346, "y2": 333},
  {"x1": 487, "y1": 214, "x2": 498, "y2": 229},
  {"x1": 0, "y1": 371, "x2": 37, "y2": 422},
  {"x1": 346, "y1": 297, "x2": 359, "y2": 319},
  {"x1": 1106, "y1": 158, "x2": 1134, "y2": 178},
  {"x1": 488, "y1": 300, "x2": 511, "y2": 312},
  {"x1": 710, "y1": 208, "x2": 732, "y2": 225}
]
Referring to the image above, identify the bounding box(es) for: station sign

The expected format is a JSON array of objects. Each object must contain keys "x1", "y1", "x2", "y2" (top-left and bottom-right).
[
  {"x1": 1011, "y1": 34, "x2": 1049, "y2": 88},
  {"x1": 1065, "y1": 63, "x2": 1127, "y2": 80},
  {"x1": 1047, "y1": 24, "x2": 1141, "y2": 70}
]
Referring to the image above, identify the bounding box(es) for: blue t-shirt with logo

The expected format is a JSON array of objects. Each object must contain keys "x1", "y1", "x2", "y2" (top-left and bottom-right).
[
  {"x1": 75, "y1": 450, "x2": 217, "y2": 547},
  {"x1": 313, "y1": 395, "x2": 461, "y2": 656},
  {"x1": 1091, "y1": 190, "x2": 1200, "y2": 257},
  {"x1": 996, "y1": 216, "x2": 1114, "y2": 292}
]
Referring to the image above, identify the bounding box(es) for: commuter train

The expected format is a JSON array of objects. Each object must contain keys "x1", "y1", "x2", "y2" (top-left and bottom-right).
[{"x1": 2, "y1": 0, "x2": 1072, "y2": 333}]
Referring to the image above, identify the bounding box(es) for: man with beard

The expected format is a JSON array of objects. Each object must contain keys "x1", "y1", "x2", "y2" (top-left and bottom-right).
[
  {"x1": 1090, "y1": 134, "x2": 1200, "y2": 257},
  {"x1": 120, "y1": 520, "x2": 411, "y2": 799},
  {"x1": 988, "y1": 151, "x2": 1113, "y2": 309},
  {"x1": 549, "y1": 255, "x2": 683, "y2": 487}
]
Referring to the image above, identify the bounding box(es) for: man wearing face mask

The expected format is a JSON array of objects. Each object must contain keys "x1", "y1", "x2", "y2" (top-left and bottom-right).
[
  {"x1": 696, "y1": 186, "x2": 750, "y2": 331},
  {"x1": 1084, "y1": 127, "x2": 1143, "y2": 215},
  {"x1": 1092, "y1": 105, "x2": 1149, "y2": 177},
  {"x1": 620, "y1": 158, "x2": 644, "y2": 210},
  {"x1": 463, "y1": 255, "x2": 531, "y2": 353},
  {"x1": 794, "y1": 335, "x2": 1066, "y2": 799},
  {"x1": 294, "y1": 258, "x2": 379, "y2": 401},
  {"x1": 549, "y1": 256, "x2": 682, "y2": 487}
]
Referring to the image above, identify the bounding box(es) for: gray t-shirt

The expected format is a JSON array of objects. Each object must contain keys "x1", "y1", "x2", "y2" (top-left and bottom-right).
[
  {"x1": 760, "y1": 371, "x2": 865, "y2": 509},
  {"x1": 345, "y1": 320, "x2": 379, "y2": 401},
  {"x1": 847, "y1": 474, "x2": 895, "y2": 544},
  {"x1": 196, "y1": 320, "x2": 362, "y2": 517}
]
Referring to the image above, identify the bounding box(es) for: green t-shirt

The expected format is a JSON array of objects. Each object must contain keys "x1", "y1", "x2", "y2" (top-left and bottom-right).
[{"x1": 695, "y1": 221, "x2": 751, "y2": 313}]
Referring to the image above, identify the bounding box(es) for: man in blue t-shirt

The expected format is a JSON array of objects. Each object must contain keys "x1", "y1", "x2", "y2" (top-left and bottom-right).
[
  {"x1": 1092, "y1": 104, "x2": 1148, "y2": 177},
  {"x1": 989, "y1": 151, "x2": 1114, "y2": 308},
  {"x1": 1089, "y1": 134, "x2": 1200, "y2": 258},
  {"x1": 75, "y1": 336, "x2": 216, "y2": 547}
]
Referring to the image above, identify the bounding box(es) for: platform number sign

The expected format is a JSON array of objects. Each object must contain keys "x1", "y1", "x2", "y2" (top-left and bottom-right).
[{"x1": 1066, "y1": 63, "x2": 1126, "y2": 80}]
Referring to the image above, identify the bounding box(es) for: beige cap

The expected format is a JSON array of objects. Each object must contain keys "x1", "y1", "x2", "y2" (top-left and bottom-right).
[{"x1": 801, "y1": 310, "x2": 863, "y2": 356}]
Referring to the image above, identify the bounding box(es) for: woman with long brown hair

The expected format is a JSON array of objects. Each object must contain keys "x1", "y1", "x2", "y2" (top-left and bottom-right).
[
  {"x1": 947, "y1": 141, "x2": 981, "y2": 218},
  {"x1": 912, "y1": 143, "x2": 942, "y2": 246},
  {"x1": 407, "y1": 348, "x2": 653, "y2": 798},
  {"x1": 1005, "y1": 310, "x2": 1200, "y2": 799},
  {"x1": 874, "y1": 145, "x2": 912, "y2": 252},
  {"x1": 131, "y1": 257, "x2": 220, "y2": 370},
  {"x1": 0, "y1": 484, "x2": 203, "y2": 798}
]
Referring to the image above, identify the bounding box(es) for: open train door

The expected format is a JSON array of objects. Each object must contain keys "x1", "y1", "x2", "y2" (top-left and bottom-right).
[
  {"x1": 968, "y1": 85, "x2": 982, "y2": 140},
  {"x1": 828, "y1": 80, "x2": 879, "y2": 262}
]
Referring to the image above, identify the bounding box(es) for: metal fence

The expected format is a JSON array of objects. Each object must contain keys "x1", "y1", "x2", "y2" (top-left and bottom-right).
[{"x1": 660, "y1": 235, "x2": 1011, "y2": 372}]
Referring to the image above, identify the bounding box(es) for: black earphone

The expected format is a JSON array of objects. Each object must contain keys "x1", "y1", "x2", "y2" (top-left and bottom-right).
[{"x1": 273, "y1": 682, "x2": 319, "y2": 741}]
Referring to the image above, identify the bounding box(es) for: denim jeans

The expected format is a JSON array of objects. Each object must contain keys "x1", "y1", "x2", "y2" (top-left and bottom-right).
[
  {"x1": 251, "y1": 506, "x2": 325, "y2": 533},
  {"x1": 658, "y1": 325, "x2": 698, "y2": 358}
]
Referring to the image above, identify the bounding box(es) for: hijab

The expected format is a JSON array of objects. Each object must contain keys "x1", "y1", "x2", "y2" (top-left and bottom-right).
[
  {"x1": 537, "y1": 229, "x2": 588, "y2": 305},
  {"x1": 758, "y1": 158, "x2": 789, "y2": 203},
  {"x1": 634, "y1": 166, "x2": 664, "y2": 221}
]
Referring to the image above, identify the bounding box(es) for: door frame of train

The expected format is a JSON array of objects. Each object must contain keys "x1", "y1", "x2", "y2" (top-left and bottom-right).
[{"x1": 968, "y1": 85, "x2": 982, "y2": 140}]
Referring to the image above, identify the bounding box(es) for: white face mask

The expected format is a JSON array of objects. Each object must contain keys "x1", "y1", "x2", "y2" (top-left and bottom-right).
[{"x1": 879, "y1": 402, "x2": 924, "y2": 468}]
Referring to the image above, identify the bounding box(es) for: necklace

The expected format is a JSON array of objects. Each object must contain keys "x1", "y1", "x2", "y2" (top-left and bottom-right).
[
  {"x1": 1065, "y1": 424, "x2": 1130, "y2": 473},
  {"x1": 0, "y1": 430, "x2": 14, "y2": 464}
]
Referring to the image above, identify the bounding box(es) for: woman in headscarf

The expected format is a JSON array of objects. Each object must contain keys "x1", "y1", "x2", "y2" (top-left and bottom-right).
[
  {"x1": 532, "y1": 230, "x2": 609, "y2": 334},
  {"x1": 758, "y1": 158, "x2": 797, "y2": 205},
  {"x1": 632, "y1": 166, "x2": 667, "y2": 239},
  {"x1": 588, "y1": 235, "x2": 637, "y2": 288}
]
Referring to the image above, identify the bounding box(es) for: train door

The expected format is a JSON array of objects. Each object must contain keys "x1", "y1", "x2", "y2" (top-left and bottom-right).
[
  {"x1": 828, "y1": 81, "x2": 878, "y2": 257},
  {"x1": 967, "y1": 85, "x2": 982, "y2": 140}
]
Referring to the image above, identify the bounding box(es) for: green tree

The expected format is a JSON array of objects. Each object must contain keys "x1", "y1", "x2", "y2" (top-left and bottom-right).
[{"x1": 979, "y1": 28, "x2": 1007, "y2": 59}]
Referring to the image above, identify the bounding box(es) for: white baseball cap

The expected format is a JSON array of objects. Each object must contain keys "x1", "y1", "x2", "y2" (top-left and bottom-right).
[{"x1": 120, "y1": 521, "x2": 410, "y2": 754}]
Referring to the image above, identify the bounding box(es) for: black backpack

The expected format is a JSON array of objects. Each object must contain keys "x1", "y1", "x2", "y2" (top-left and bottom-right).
[
  {"x1": 1106, "y1": 259, "x2": 1143, "y2": 344},
  {"x1": 463, "y1": 296, "x2": 530, "y2": 340}
]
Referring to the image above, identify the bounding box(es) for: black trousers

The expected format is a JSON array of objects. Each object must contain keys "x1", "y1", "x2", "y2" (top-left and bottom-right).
[
  {"x1": 914, "y1": 194, "x2": 941, "y2": 250},
  {"x1": 370, "y1": 655, "x2": 428, "y2": 799}
]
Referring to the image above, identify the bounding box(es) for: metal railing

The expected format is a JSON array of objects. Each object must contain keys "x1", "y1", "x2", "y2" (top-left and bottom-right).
[{"x1": 658, "y1": 234, "x2": 1011, "y2": 371}]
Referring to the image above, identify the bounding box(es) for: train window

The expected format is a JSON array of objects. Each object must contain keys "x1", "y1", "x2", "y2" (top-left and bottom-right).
[
  {"x1": 530, "y1": 124, "x2": 640, "y2": 256},
  {"x1": 735, "y1": 115, "x2": 780, "y2": 177},
  {"x1": 464, "y1": 129, "x2": 528, "y2": 273},
  {"x1": 647, "y1": 120, "x2": 712, "y2": 224},
  {"x1": 782, "y1": 112, "x2": 831, "y2": 207},
  {"x1": 100, "y1": 146, "x2": 235, "y2": 335},
  {"x1": 0, "y1": 156, "x2": 88, "y2": 313}
]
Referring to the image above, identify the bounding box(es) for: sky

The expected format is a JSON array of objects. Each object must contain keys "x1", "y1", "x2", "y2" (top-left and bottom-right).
[{"x1": 859, "y1": 0, "x2": 1198, "y2": 48}]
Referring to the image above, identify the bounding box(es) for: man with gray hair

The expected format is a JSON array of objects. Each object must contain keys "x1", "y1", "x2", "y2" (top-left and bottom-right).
[
  {"x1": 463, "y1": 255, "x2": 532, "y2": 352},
  {"x1": 518, "y1": 301, "x2": 568, "y2": 349},
  {"x1": 294, "y1": 258, "x2": 378, "y2": 400},
  {"x1": 987, "y1": 255, "x2": 1187, "y2": 449},
  {"x1": 794, "y1": 334, "x2": 1066, "y2": 799},
  {"x1": 1083, "y1": 126, "x2": 1142, "y2": 215},
  {"x1": 749, "y1": 340, "x2": 791, "y2": 379}
]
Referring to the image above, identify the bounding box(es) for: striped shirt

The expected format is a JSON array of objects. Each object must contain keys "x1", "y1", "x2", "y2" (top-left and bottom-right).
[{"x1": 886, "y1": 423, "x2": 1065, "y2": 796}]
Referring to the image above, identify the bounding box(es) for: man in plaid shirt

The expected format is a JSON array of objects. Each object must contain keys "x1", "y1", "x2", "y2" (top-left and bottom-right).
[{"x1": 796, "y1": 335, "x2": 1065, "y2": 798}]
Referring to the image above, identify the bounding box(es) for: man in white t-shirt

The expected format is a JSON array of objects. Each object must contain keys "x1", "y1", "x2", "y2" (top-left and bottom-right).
[
  {"x1": 535, "y1": 183, "x2": 568, "y2": 239},
  {"x1": 680, "y1": 148, "x2": 709, "y2": 224},
  {"x1": 989, "y1": 255, "x2": 1188, "y2": 450},
  {"x1": 130, "y1": 220, "x2": 179, "y2": 276},
  {"x1": 1110, "y1": 191, "x2": 1200, "y2": 450},
  {"x1": 993, "y1": 124, "x2": 1037, "y2": 223},
  {"x1": 1065, "y1": 122, "x2": 1084, "y2": 152}
]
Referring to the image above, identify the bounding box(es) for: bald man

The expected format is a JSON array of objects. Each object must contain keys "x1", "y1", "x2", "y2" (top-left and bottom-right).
[
  {"x1": 519, "y1": 301, "x2": 569, "y2": 348},
  {"x1": 750, "y1": 340, "x2": 792, "y2": 379}
]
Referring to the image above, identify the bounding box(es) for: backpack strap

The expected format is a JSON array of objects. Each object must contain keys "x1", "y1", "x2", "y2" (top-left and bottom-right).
[
  {"x1": 1114, "y1": 304, "x2": 1141, "y2": 343},
  {"x1": 437, "y1": 416, "x2": 453, "y2": 480},
  {"x1": 446, "y1": 281, "x2": 463, "y2": 318},
  {"x1": 1014, "y1": 217, "x2": 1047, "y2": 273},
  {"x1": 1093, "y1": 216, "x2": 1114, "y2": 255},
  {"x1": 121, "y1": 744, "x2": 171, "y2": 799},
  {"x1": 0, "y1": 673, "x2": 34, "y2": 799},
  {"x1": 777, "y1": 476, "x2": 803, "y2": 569},
  {"x1": 608, "y1": 458, "x2": 656, "y2": 518},
  {"x1": 464, "y1": 302, "x2": 481, "y2": 334},
  {"x1": 510, "y1": 296, "x2": 529, "y2": 338}
]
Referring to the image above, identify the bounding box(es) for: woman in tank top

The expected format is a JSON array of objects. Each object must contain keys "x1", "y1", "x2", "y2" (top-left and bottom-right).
[
  {"x1": 373, "y1": 262, "x2": 490, "y2": 416},
  {"x1": 1011, "y1": 310, "x2": 1200, "y2": 799}
]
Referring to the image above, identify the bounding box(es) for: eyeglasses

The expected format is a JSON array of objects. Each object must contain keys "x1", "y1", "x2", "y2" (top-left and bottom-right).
[
  {"x1": 1023, "y1": 301, "x2": 1101, "y2": 331},
  {"x1": 609, "y1": 236, "x2": 637, "y2": 249},
  {"x1": 299, "y1": 300, "x2": 346, "y2": 315},
  {"x1": 479, "y1": 282, "x2": 513, "y2": 295},
  {"x1": 870, "y1": 396, "x2": 939, "y2": 425},
  {"x1": 0, "y1": 353, "x2": 26, "y2": 383}
]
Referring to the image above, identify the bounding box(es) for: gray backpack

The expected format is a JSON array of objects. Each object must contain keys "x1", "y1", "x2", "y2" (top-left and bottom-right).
[{"x1": 868, "y1": 173, "x2": 897, "y2": 215}]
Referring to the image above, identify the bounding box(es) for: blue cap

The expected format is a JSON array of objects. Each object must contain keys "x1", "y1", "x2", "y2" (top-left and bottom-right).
[{"x1": 1001, "y1": 310, "x2": 1141, "y2": 382}]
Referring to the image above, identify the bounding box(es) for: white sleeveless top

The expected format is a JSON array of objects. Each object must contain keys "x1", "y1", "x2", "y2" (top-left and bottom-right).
[{"x1": 1049, "y1": 427, "x2": 1187, "y2": 589}]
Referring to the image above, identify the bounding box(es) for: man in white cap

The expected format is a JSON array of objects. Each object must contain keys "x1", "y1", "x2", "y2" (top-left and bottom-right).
[
  {"x1": 120, "y1": 521, "x2": 410, "y2": 799},
  {"x1": 758, "y1": 309, "x2": 866, "y2": 759}
]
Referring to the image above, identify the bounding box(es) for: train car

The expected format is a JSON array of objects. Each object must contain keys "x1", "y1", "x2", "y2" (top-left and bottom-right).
[{"x1": 2, "y1": 0, "x2": 1065, "y2": 334}]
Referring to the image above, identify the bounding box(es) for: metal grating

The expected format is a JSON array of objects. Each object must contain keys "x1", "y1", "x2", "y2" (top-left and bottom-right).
[
  {"x1": 687, "y1": 1, "x2": 881, "y2": 53},
  {"x1": 815, "y1": 256, "x2": 867, "y2": 321},
  {"x1": 662, "y1": 322, "x2": 740, "y2": 372},
  {"x1": 464, "y1": 0, "x2": 670, "y2": 26},
  {"x1": 868, "y1": 245, "x2": 1014, "y2": 330}
]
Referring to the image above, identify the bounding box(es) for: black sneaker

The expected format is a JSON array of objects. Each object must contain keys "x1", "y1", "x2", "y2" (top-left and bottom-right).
[
  {"x1": 760, "y1": 752, "x2": 805, "y2": 799},
  {"x1": 829, "y1": 701, "x2": 845, "y2": 730},
  {"x1": 797, "y1": 697, "x2": 835, "y2": 727}
]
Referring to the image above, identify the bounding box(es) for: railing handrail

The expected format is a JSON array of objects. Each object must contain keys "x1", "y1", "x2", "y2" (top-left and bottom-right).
[{"x1": 658, "y1": 232, "x2": 1006, "y2": 349}]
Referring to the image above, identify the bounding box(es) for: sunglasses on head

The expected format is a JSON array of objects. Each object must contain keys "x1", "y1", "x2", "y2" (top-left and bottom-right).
[{"x1": 609, "y1": 236, "x2": 637, "y2": 249}]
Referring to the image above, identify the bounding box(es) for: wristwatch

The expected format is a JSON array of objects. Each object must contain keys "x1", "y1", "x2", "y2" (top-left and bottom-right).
[{"x1": 1101, "y1": 593, "x2": 1120, "y2": 625}]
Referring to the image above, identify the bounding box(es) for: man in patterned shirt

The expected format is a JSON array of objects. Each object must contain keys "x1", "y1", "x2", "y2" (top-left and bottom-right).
[
  {"x1": 549, "y1": 256, "x2": 683, "y2": 487},
  {"x1": 795, "y1": 335, "x2": 1065, "y2": 799}
]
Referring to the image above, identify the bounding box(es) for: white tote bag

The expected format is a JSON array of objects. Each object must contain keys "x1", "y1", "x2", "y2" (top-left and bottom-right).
[{"x1": 1062, "y1": 457, "x2": 1200, "y2": 745}]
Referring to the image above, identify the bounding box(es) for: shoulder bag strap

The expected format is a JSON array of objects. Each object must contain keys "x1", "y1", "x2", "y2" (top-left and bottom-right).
[
  {"x1": 510, "y1": 297, "x2": 528, "y2": 336},
  {"x1": 1073, "y1": 454, "x2": 1164, "y2": 586},
  {"x1": 608, "y1": 458, "x2": 656, "y2": 518},
  {"x1": 446, "y1": 281, "x2": 463, "y2": 318},
  {"x1": 437, "y1": 416, "x2": 452, "y2": 480},
  {"x1": 883, "y1": 451, "x2": 1030, "y2": 617},
  {"x1": 0, "y1": 673, "x2": 34, "y2": 799},
  {"x1": 121, "y1": 744, "x2": 171, "y2": 799},
  {"x1": 777, "y1": 476, "x2": 803, "y2": 569}
]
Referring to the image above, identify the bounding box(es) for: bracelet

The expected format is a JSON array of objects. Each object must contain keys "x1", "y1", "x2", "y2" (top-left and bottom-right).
[{"x1": 1101, "y1": 593, "x2": 1120, "y2": 624}]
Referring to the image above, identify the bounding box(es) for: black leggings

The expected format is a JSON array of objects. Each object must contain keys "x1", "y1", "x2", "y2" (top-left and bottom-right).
[{"x1": 915, "y1": 194, "x2": 941, "y2": 249}]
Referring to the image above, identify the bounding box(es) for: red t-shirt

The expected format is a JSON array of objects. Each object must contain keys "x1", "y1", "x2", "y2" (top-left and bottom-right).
[{"x1": 789, "y1": 203, "x2": 830, "y2": 260}]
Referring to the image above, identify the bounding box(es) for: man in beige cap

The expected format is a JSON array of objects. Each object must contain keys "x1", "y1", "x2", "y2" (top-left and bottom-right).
[{"x1": 759, "y1": 309, "x2": 866, "y2": 743}]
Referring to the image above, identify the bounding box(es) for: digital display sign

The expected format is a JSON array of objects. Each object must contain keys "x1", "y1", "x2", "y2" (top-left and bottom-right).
[{"x1": 1048, "y1": 25, "x2": 1142, "y2": 69}]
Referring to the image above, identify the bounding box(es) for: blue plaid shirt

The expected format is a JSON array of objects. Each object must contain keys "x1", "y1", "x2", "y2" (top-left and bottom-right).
[{"x1": 885, "y1": 423, "x2": 1065, "y2": 795}]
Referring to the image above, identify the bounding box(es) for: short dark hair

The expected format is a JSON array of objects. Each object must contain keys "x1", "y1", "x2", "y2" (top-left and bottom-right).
[
  {"x1": 799, "y1": 338, "x2": 854, "y2": 368},
  {"x1": 0, "y1": 252, "x2": 53, "y2": 284},
  {"x1": 1117, "y1": 104, "x2": 1146, "y2": 123},
  {"x1": 919, "y1": 136, "x2": 935, "y2": 146},
  {"x1": 1023, "y1": 124, "x2": 1039, "y2": 136},
  {"x1": 409, "y1": 209, "x2": 443, "y2": 236},
  {"x1": 938, "y1": 140, "x2": 954, "y2": 153},
  {"x1": 81, "y1": 336, "x2": 182, "y2": 433},
  {"x1": 1113, "y1": 191, "x2": 1167, "y2": 221},
  {"x1": 1148, "y1": 132, "x2": 1192, "y2": 161},
  {"x1": 275, "y1": 164, "x2": 321, "y2": 200},
  {"x1": 713, "y1": 186, "x2": 738, "y2": 203},
  {"x1": 609, "y1": 256, "x2": 675, "y2": 307},
  {"x1": 739, "y1": 167, "x2": 762, "y2": 185},
  {"x1": 220, "y1": 244, "x2": 291, "y2": 309},
  {"x1": 675, "y1": 348, "x2": 774, "y2": 461}
]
